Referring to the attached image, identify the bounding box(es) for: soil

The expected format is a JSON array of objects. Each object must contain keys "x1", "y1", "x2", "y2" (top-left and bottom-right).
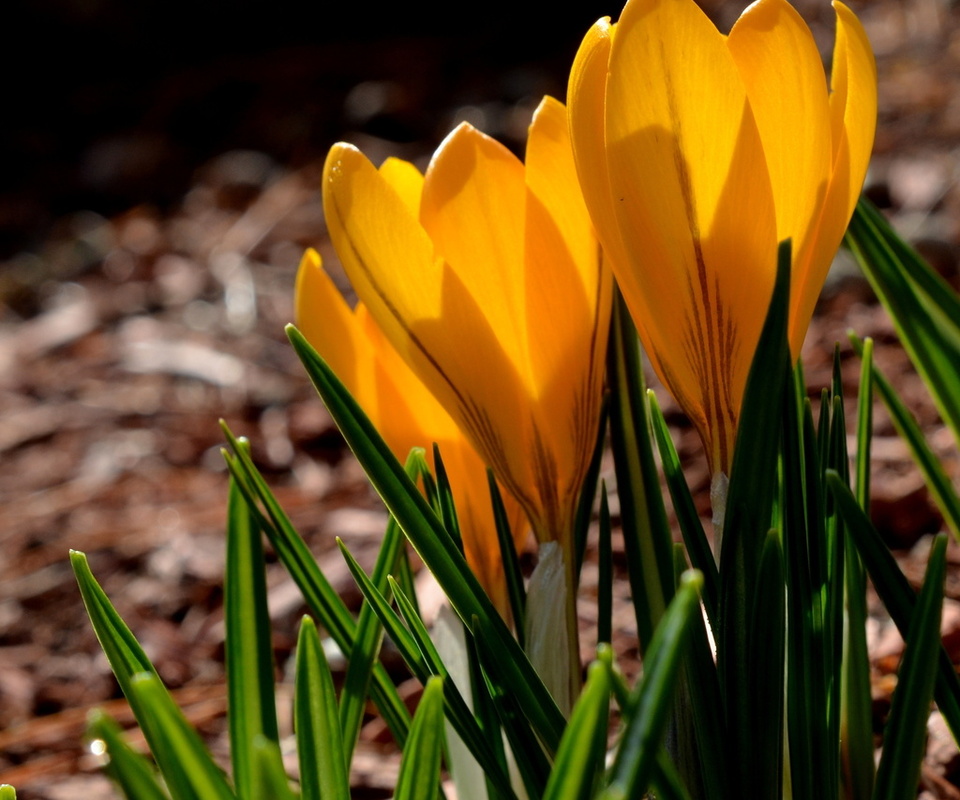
[{"x1": 2, "y1": 0, "x2": 960, "y2": 797}]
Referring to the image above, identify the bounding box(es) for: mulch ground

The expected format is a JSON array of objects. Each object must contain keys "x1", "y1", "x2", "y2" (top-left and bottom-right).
[{"x1": 3, "y1": 1, "x2": 960, "y2": 797}]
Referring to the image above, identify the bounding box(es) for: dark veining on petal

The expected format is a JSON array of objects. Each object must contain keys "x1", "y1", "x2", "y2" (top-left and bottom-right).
[
  {"x1": 330, "y1": 186, "x2": 534, "y2": 507},
  {"x1": 659, "y1": 35, "x2": 736, "y2": 471}
]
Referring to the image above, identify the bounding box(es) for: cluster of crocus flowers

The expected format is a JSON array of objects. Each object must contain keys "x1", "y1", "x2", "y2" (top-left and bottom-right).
[
  {"x1": 321, "y1": 96, "x2": 611, "y2": 555},
  {"x1": 568, "y1": 0, "x2": 877, "y2": 479},
  {"x1": 317, "y1": 95, "x2": 611, "y2": 713},
  {"x1": 295, "y1": 250, "x2": 527, "y2": 615}
]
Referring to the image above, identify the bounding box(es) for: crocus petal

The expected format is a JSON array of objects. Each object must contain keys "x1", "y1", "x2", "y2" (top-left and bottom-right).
[
  {"x1": 604, "y1": 0, "x2": 778, "y2": 472},
  {"x1": 420, "y1": 124, "x2": 530, "y2": 374},
  {"x1": 324, "y1": 141, "x2": 519, "y2": 458},
  {"x1": 327, "y1": 103, "x2": 608, "y2": 544},
  {"x1": 295, "y1": 248, "x2": 365, "y2": 396},
  {"x1": 569, "y1": 0, "x2": 876, "y2": 477},
  {"x1": 379, "y1": 157, "x2": 424, "y2": 219},
  {"x1": 728, "y1": 0, "x2": 834, "y2": 359},
  {"x1": 524, "y1": 96, "x2": 612, "y2": 508},
  {"x1": 728, "y1": 0, "x2": 831, "y2": 246},
  {"x1": 830, "y1": 0, "x2": 878, "y2": 215},
  {"x1": 568, "y1": 17, "x2": 669, "y2": 381},
  {"x1": 326, "y1": 132, "x2": 539, "y2": 528},
  {"x1": 295, "y1": 249, "x2": 528, "y2": 611},
  {"x1": 567, "y1": 19, "x2": 625, "y2": 274},
  {"x1": 788, "y1": 0, "x2": 877, "y2": 352}
]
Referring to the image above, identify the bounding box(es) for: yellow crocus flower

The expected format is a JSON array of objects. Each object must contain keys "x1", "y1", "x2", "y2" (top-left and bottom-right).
[
  {"x1": 322, "y1": 96, "x2": 612, "y2": 554},
  {"x1": 295, "y1": 249, "x2": 527, "y2": 615},
  {"x1": 569, "y1": 0, "x2": 876, "y2": 477}
]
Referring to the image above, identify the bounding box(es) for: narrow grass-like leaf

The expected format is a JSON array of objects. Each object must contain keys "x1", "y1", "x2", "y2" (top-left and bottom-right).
[
  {"x1": 843, "y1": 340, "x2": 875, "y2": 800},
  {"x1": 340, "y1": 510, "x2": 408, "y2": 762},
  {"x1": 874, "y1": 534, "x2": 948, "y2": 800},
  {"x1": 393, "y1": 541, "x2": 422, "y2": 621},
  {"x1": 72, "y1": 551, "x2": 233, "y2": 799},
  {"x1": 72, "y1": 550, "x2": 158, "y2": 689},
  {"x1": 220, "y1": 428, "x2": 410, "y2": 745},
  {"x1": 253, "y1": 736, "x2": 297, "y2": 800},
  {"x1": 337, "y1": 541, "x2": 516, "y2": 800},
  {"x1": 87, "y1": 711, "x2": 169, "y2": 800},
  {"x1": 671, "y1": 547, "x2": 728, "y2": 800},
  {"x1": 668, "y1": 546, "x2": 706, "y2": 800},
  {"x1": 224, "y1": 472, "x2": 279, "y2": 799},
  {"x1": 295, "y1": 616, "x2": 349, "y2": 800},
  {"x1": 288, "y1": 324, "x2": 565, "y2": 753},
  {"x1": 575, "y1": 399, "x2": 608, "y2": 575},
  {"x1": 488, "y1": 470, "x2": 525, "y2": 647},
  {"x1": 781, "y1": 367, "x2": 819, "y2": 800},
  {"x1": 849, "y1": 334, "x2": 960, "y2": 540},
  {"x1": 855, "y1": 337, "x2": 874, "y2": 509},
  {"x1": 597, "y1": 486, "x2": 613, "y2": 647},
  {"x1": 823, "y1": 384, "x2": 849, "y2": 793},
  {"x1": 433, "y1": 444, "x2": 463, "y2": 552},
  {"x1": 395, "y1": 579, "x2": 532, "y2": 800},
  {"x1": 337, "y1": 540, "x2": 427, "y2": 675},
  {"x1": 601, "y1": 570, "x2": 704, "y2": 800},
  {"x1": 390, "y1": 577, "x2": 451, "y2": 682},
  {"x1": 395, "y1": 677, "x2": 446, "y2": 800},
  {"x1": 842, "y1": 529, "x2": 874, "y2": 800},
  {"x1": 607, "y1": 290, "x2": 673, "y2": 652},
  {"x1": 846, "y1": 198, "x2": 960, "y2": 445},
  {"x1": 719, "y1": 241, "x2": 791, "y2": 800},
  {"x1": 652, "y1": 752, "x2": 694, "y2": 800},
  {"x1": 648, "y1": 389, "x2": 718, "y2": 625},
  {"x1": 828, "y1": 474, "x2": 960, "y2": 742},
  {"x1": 747, "y1": 532, "x2": 785, "y2": 798},
  {"x1": 472, "y1": 622, "x2": 552, "y2": 800},
  {"x1": 127, "y1": 672, "x2": 235, "y2": 800},
  {"x1": 541, "y1": 658, "x2": 611, "y2": 800}
]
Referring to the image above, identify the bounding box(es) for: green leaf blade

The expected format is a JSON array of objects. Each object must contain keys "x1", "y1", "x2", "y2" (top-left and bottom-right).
[
  {"x1": 295, "y1": 616, "x2": 350, "y2": 800},
  {"x1": 395, "y1": 677, "x2": 446, "y2": 800},
  {"x1": 224, "y1": 473, "x2": 280, "y2": 799},
  {"x1": 874, "y1": 534, "x2": 949, "y2": 800}
]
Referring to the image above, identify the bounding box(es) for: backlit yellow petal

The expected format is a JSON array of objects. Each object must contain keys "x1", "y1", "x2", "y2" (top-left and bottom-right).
[
  {"x1": 325, "y1": 139, "x2": 535, "y2": 518},
  {"x1": 420, "y1": 123, "x2": 529, "y2": 374},
  {"x1": 379, "y1": 157, "x2": 424, "y2": 219},
  {"x1": 728, "y1": 0, "x2": 832, "y2": 335},
  {"x1": 830, "y1": 0, "x2": 878, "y2": 221},
  {"x1": 786, "y1": 1, "x2": 877, "y2": 353},
  {"x1": 295, "y1": 250, "x2": 528, "y2": 610},
  {"x1": 604, "y1": 0, "x2": 778, "y2": 471},
  {"x1": 568, "y1": 17, "x2": 668, "y2": 384},
  {"x1": 323, "y1": 143, "x2": 452, "y2": 404},
  {"x1": 524, "y1": 96, "x2": 610, "y2": 509},
  {"x1": 295, "y1": 248, "x2": 366, "y2": 399}
]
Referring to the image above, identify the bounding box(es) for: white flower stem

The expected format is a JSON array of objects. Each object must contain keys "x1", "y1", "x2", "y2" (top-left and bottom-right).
[
  {"x1": 711, "y1": 471, "x2": 729, "y2": 566},
  {"x1": 524, "y1": 540, "x2": 580, "y2": 718}
]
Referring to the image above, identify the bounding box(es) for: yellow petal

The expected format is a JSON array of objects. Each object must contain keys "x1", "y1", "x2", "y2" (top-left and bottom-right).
[
  {"x1": 567, "y1": 19, "x2": 620, "y2": 270},
  {"x1": 787, "y1": 1, "x2": 877, "y2": 353},
  {"x1": 295, "y1": 248, "x2": 364, "y2": 397},
  {"x1": 442, "y1": 442, "x2": 529, "y2": 614},
  {"x1": 524, "y1": 96, "x2": 611, "y2": 509},
  {"x1": 420, "y1": 123, "x2": 530, "y2": 375},
  {"x1": 604, "y1": 0, "x2": 778, "y2": 472},
  {"x1": 323, "y1": 142, "x2": 445, "y2": 389},
  {"x1": 830, "y1": 0, "x2": 877, "y2": 216},
  {"x1": 379, "y1": 157, "x2": 424, "y2": 219},
  {"x1": 296, "y1": 247, "x2": 527, "y2": 611},
  {"x1": 325, "y1": 140, "x2": 535, "y2": 513},
  {"x1": 568, "y1": 17, "x2": 668, "y2": 382},
  {"x1": 727, "y1": 0, "x2": 832, "y2": 278}
]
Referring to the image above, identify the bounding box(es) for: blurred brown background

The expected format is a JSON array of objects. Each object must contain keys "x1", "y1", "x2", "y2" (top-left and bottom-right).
[{"x1": 3, "y1": 0, "x2": 960, "y2": 797}]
